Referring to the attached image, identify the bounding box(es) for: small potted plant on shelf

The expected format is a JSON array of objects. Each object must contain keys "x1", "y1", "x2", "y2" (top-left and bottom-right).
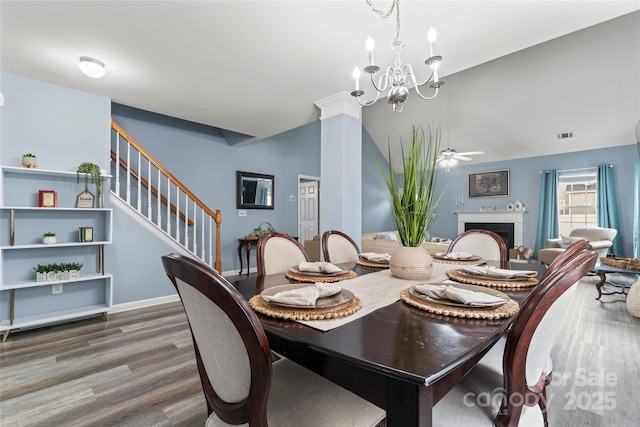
[
  {"x1": 42, "y1": 232, "x2": 57, "y2": 244},
  {"x1": 76, "y1": 162, "x2": 102, "y2": 207},
  {"x1": 33, "y1": 262, "x2": 83, "y2": 282},
  {"x1": 21, "y1": 153, "x2": 38, "y2": 169}
]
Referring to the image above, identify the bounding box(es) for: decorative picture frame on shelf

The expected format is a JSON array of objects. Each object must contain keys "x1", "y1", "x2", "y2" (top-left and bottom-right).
[
  {"x1": 76, "y1": 191, "x2": 95, "y2": 208},
  {"x1": 38, "y1": 190, "x2": 57, "y2": 207},
  {"x1": 468, "y1": 169, "x2": 510, "y2": 198},
  {"x1": 79, "y1": 227, "x2": 93, "y2": 242}
]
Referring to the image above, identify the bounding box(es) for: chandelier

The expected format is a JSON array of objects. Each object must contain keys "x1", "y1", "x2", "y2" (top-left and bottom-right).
[{"x1": 351, "y1": 0, "x2": 443, "y2": 112}]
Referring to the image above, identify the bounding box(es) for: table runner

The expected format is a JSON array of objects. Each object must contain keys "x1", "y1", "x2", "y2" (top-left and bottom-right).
[{"x1": 297, "y1": 269, "x2": 449, "y2": 331}]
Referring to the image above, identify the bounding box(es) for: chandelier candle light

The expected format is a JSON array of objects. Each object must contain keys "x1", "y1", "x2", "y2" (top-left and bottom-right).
[{"x1": 351, "y1": 0, "x2": 443, "y2": 112}]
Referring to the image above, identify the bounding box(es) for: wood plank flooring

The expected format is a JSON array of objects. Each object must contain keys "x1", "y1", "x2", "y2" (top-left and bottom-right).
[{"x1": 1, "y1": 276, "x2": 638, "y2": 426}]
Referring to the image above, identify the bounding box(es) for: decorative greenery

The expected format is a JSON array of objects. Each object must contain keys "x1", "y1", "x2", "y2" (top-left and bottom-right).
[
  {"x1": 33, "y1": 262, "x2": 83, "y2": 273},
  {"x1": 375, "y1": 125, "x2": 443, "y2": 247},
  {"x1": 254, "y1": 221, "x2": 275, "y2": 237},
  {"x1": 76, "y1": 162, "x2": 102, "y2": 197},
  {"x1": 22, "y1": 153, "x2": 36, "y2": 157},
  {"x1": 43, "y1": 232, "x2": 56, "y2": 237}
]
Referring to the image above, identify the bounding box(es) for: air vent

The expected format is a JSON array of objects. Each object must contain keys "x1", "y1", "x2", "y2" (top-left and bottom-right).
[{"x1": 556, "y1": 131, "x2": 574, "y2": 139}]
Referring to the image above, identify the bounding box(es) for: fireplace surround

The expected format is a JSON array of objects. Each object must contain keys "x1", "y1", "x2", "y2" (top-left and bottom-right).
[{"x1": 456, "y1": 211, "x2": 525, "y2": 248}]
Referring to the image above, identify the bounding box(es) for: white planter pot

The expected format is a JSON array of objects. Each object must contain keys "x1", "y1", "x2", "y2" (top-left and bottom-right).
[
  {"x1": 21, "y1": 156, "x2": 38, "y2": 168},
  {"x1": 43, "y1": 236, "x2": 57, "y2": 244},
  {"x1": 626, "y1": 276, "x2": 640, "y2": 318},
  {"x1": 389, "y1": 246, "x2": 433, "y2": 280}
]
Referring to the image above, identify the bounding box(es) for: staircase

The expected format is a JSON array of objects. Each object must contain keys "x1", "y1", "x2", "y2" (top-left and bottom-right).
[{"x1": 110, "y1": 120, "x2": 222, "y2": 272}]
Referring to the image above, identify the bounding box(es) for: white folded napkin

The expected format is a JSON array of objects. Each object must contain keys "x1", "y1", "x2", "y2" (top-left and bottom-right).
[
  {"x1": 297, "y1": 261, "x2": 343, "y2": 274},
  {"x1": 262, "y1": 283, "x2": 342, "y2": 306},
  {"x1": 414, "y1": 284, "x2": 507, "y2": 306},
  {"x1": 460, "y1": 265, "x2": 537, "y2": 279},
  {"x1": 445, "y1": 251, "x2": 473, "y2": 260},
  {"x1": 359, "y1": 252, "x2": 391, "y2": 262}
]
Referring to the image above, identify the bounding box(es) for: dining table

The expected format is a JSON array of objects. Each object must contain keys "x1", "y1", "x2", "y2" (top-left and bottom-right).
[{"x1": 230, "y1": 259, "x2": 546, "y2": 427}]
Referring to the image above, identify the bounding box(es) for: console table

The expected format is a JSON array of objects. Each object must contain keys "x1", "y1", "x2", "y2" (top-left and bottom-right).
[{"x1": 593, "y1": 262, "x2": 639, "y2": 300}]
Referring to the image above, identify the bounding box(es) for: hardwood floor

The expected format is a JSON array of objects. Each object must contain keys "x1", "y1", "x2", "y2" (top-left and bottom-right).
[{"x1": 1, "y1": 276, "x2": 638, "y2": 426}]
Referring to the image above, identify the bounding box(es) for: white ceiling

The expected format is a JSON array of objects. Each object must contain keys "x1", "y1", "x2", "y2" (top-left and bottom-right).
[{"x1": 2, "y1": 1, "x2": 639, "y2": 162}]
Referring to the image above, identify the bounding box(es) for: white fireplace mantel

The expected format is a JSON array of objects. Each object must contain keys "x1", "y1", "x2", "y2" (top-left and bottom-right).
[{"x1": 455, "y1": 211, "x2": 526, "y2": 247}]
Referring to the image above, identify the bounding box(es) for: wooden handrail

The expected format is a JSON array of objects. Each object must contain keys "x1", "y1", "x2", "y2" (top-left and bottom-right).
[
  {"x1": 112, "y1": 120, "x2": 222, "y2": 223},
  {"x1": 110, "y1": 150, "x2": 194, "y2": 227},
  {"x1": 112, "y1": 119, "x2": 222, "y2": 273}
]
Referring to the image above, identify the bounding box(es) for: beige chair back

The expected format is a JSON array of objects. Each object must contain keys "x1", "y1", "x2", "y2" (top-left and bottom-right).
[
  {"x1": 322, "y1": 230, "x2": 360, "y2": 264},
  {"x1": 256, "y1": 232, "x2": 309, "y2": 276},
  {"x1": 449, "y1": 229, "x2": 508, "y2": 268}
]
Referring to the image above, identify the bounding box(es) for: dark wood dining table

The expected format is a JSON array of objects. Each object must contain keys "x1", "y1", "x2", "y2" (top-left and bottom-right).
[{"x1": 230, "y1": 261, "x2": 545, "y2": 427}]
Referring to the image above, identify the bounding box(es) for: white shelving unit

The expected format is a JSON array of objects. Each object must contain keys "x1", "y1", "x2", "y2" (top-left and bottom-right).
[{"x1": 0, "y1": 166, "x2": 113, "y2": 340}]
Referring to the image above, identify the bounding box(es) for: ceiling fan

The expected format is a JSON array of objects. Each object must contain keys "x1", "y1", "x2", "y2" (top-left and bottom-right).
[{"x1": 436, "y1": 148, "x2": 484, "y2": 171}]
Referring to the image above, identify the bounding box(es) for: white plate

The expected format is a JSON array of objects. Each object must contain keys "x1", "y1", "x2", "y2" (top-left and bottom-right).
[
  {"x1": 409, "y1": 283, "x2": 508, "y2": 308},
  {"x1": 260, "y1": 284, "x2": 354, "y2": 309},
  {"x1": 289, "y1": 265, "x2": 346, "y2": 276},
  {"x1": 433, "y1": 253, "x2": 481, "y2": 261}
]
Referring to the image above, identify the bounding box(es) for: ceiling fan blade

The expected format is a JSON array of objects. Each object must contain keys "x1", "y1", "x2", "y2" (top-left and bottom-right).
[
  {"x1": 456, "y1": 151, "x2": 484, "y2": 156},
  {"x1": 453, "y1": 155, "x2": 472, "y2": 161}
]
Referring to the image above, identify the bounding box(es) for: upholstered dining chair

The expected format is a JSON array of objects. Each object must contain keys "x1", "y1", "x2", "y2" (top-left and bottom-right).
[
  {"x1": 256, "y1": 232, "x2": 309, "y2": 276},
  {"x1": 161, "y1": 253, "x2": 386, "y2": 427},
  {"x1": 469, "y1": 238, "x2": 590, "y2": 425},
  {"x1": 322, "y1": 230, "x2": 360, "y2": 264},
  {"x1": 448, "y1": 229, "x2": 509, "y2": 268},
  {"x1": 432, "y1": 249, "x2": 598, "y2": 426}
]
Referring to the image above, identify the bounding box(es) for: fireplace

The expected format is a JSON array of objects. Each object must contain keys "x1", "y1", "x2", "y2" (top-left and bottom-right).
[
  {"x1": 456, "y1": 211, "x2": 526, "y2": 248},
  {"x1": 465, "y1": 222, "x2": 515, "y2": 250}
]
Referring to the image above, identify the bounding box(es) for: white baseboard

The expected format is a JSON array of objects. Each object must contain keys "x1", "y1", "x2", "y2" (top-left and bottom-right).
[{"x1": 110, "y1": 294, "x2": 181, "y2": 313}]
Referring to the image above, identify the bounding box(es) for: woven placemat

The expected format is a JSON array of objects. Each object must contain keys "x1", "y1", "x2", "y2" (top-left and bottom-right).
[
  {"x1": 446, "y1": 269, "x2": 538, "y2": 289},
  {"x1": 432, "y1": 257, "x2": 486, "y2": 265},
  {"x1": 356, "y1": 259, "x2": 390, "y2": 269},
  {"x1": 400, "y1": 288, "x2": 519, "y2": 319},
  {"x1": 249, "y1": 295, "x2": 362, "y2": 320},
  {"x1": 284, "y1": 269, "x2": 357, "y2": 283}
]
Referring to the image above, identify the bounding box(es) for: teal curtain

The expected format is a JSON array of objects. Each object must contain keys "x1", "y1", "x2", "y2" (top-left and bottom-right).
[
  {"x1": 597, "y1": 164, "x2": 624, "y2": 256},
  {"x1": 634, "y1": 159, "x2": 640, "y2": 258},
  {"x1": 535, "y1": 170, "x2": 559, "y2": 257}
]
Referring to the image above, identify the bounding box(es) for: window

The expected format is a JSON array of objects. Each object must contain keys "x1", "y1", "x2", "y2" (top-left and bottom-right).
[{"x1": 557, "y1": 169, "x2": 597, "y2": 235}]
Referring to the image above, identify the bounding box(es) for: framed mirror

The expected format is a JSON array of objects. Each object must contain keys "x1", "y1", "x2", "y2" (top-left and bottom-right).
[{"x1": 236, "y1": 171, "x2": 274, "y2": 209}]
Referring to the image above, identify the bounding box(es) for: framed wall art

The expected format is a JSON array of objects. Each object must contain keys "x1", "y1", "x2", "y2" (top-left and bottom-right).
[{"x1": 468, "y1": 169, "x2": 510, "y2": 198}]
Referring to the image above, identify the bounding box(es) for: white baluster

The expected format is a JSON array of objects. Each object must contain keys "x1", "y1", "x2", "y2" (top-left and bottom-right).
[{"x1": 136, "y1": 151, "x2": 142, "y2": 212}]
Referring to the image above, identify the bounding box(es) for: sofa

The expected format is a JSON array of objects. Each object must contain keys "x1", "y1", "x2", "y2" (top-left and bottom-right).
[
  {"x1": 537, "y1": 227, "x2": 618, "y2": 265},
  {"x1": 361, "y1": 231, "x2": 451, "y2": 256}
]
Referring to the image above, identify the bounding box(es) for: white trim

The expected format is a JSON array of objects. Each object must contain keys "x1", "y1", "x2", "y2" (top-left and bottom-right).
[
  {"x1": 314, "y1": 92, "x2": 361, "y2": 120},
  {"x1": 110, "y1": 294, "x2": 180, "y2": 313}
]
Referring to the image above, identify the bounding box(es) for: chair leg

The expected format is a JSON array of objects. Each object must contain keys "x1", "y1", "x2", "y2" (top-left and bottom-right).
[{"x1": 538, "y1": 373, "x2": 552, "y2": 427}]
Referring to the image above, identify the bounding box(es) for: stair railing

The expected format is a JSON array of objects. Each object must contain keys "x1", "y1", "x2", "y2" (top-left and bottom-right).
[{"x1": 111, "y1": 120, "x2": 222, "y2": 273}]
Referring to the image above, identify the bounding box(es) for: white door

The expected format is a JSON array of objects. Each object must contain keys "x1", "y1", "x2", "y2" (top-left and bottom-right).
[{"x1": 298, "y1": 180, "x2": 319, "y2": 242}]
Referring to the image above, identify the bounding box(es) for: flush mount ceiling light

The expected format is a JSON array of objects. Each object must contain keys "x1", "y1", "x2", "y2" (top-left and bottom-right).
[
  {"x1": 350, "y1": 0, "x2": 443, "y2": 113},
  {"x1": 78, "y1": 56, "x2": 106, "y2": 78}
]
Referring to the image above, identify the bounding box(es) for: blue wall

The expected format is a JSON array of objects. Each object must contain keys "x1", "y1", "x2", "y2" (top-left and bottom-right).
[{"x1": 429, "y1": 144, "x2": 638, "y2": 257}]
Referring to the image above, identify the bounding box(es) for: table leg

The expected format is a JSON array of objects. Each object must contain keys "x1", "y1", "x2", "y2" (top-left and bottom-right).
[
  {"x1": 385, "y1": 378, "x2": 433, "y2": 426},
  {"x1": 245, "y1": 242, "x2": 252, "y2": 275},
  {"x1": 237, "y1": 241, "x2": 244, "y2": 275},
  {"x1": 595, "y1": 271, "x2": 606, "y2": 300}
]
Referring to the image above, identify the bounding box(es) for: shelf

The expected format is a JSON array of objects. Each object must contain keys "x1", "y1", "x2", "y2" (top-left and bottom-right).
[
  {"x1": 1, "y1": 166, "x2": 113, "y2": 338},
  {"x1": 1, "y1": 207, "x2": 111, "y2": 212},
  {"x1": 1, "y1": 166, "x2": 112, "y2": 179},
  {"x1": 0, "y1": 273, "x2": 112, "y2": 291},
  {"x1": 0, "y1": 303, "x2": 110, "y2": 331},
  {"x1": 2, "y1": 241, "x2": 111, "y2": 250}
]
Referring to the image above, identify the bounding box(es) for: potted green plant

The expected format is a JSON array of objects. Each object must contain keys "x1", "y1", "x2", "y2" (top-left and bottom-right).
[
  {"x1": 21, "y1": 152, "x2": 38, "y2": 168},
  {"x1": 76, "y1": 162, "x2": 102, "y2": 199},
  {"x1": 42, "y1": 232, "x2": 57, "y2": 244},
  {"x1": 375, "y1": 125, "x2": 443, "y2": 279}
]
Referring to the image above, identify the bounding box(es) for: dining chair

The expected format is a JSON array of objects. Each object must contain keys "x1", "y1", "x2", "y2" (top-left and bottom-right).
[
  {"x1": 448, "y1": 229, "x2": 509, "y2": 268},
  {"x1": 256, "y1": 232, "x2": 309, "y2": 276},
  {"x1": 161, "y1": 253, "x2": 386, "y2": 427},
  {"x1": 468, "y1": 239, "x2": 590, "y2": 425},
  {"x1": 432, "y1": 249, "x2": 598, "y2": 426},
  {"x1": 322, "y1": 230, "x2": 360, "y2": 264}
]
